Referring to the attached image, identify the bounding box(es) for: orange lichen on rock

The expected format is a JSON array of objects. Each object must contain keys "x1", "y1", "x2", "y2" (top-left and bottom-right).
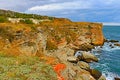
[{"x1": 53, "y1": 64, "x2": 66, "y2": 80}]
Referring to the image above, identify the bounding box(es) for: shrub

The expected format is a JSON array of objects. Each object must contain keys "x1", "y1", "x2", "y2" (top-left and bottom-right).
[
  {"x1": 20, "y1": 19, "x2": 33, "y2": 24},
  {"x1": 0, "y1": 26, "x2": 14, "y2": 42},
  {"x1": 46, "y1": 38, "x2": 58, "y2": 50},
  {"x1": 0, "y1": 16, "x2": 8, "y2": 23}
]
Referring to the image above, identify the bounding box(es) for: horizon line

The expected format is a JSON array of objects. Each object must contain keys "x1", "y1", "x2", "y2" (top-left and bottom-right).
[{"x1": 100, "y1": 22, "x2": 120, "y2": 26}]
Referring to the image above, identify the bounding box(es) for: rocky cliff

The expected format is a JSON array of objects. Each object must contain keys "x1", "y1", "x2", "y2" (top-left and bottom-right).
[{"x1": 0, "y1": 10, "x2": 105, "y2": 80}]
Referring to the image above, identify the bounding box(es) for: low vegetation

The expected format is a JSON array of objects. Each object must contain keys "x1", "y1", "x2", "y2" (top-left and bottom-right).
[
  {"x1": 0, "y1": 9, "x2": 54, "y2": 20},
  {"x1": 0, "y1": 16, "x2": 8, "y2": 23},
  {"x1": 20, "y1": 19, "x2": 33, "y2": 24},
  {"x1": 0, "y1": 52, "x2": 57, "y2": 80}
]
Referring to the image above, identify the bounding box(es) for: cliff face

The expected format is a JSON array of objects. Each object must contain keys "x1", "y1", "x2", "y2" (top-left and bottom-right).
[
  {"x1": 70, "y1": 22, "x2": 104, "y2": 49},
  {"x1": 0, "y1": 10, "x2": 105, "y2": 80},
  {"x1": 90, "y1": 23, "x2": 104, "y2": 46}
]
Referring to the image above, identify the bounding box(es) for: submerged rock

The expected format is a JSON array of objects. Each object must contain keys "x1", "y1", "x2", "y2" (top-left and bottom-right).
[
  {"x1": 114, "y1": 43, "x2": 120, "y2": 47},
  {"x1": 109, "y1": 44, "x2": 114, "y2": 48},
  {"x1": 115, "y1": 77, "x2": 120, "y2": 80},
  {"x1": 82, "y1": 52, "x2": 98, "y2": 63},
  {"x1": 108, "y1": 40, "x2": 119, "y2": 43}
]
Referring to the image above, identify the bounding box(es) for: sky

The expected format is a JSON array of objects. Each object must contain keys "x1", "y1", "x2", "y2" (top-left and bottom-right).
[{"x1": 0, "y1": 0, "x2": 120, "y2": 22}]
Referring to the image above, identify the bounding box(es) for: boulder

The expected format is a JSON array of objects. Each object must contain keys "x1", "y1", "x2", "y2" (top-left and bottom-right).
[
  {"x1": 114, "y1": 43, "x2": 120, "y2": 47},
  {"x1": 77, "y1": 61, "x2": 90, "y2": 71},
  {"x1": 115, "y1": 77, "x2": 120, "y2": 80},
  {"x1": 109, "y1": 44, "x2": 114, "y2": 48},
  {"x1": 104, "y1": 39, "x2": 108, "y2": 42},
  {"x1": 76, "y1": 73, "x2": 95, "y2": 80},
  {"x1": 62, "y1": 67, "x2": 77, "y2": 80},
  {"x1": 19, "y1": 41, "x2": 37, "y2": 56},
  {"x1": 67, "y1": 56, "x2": 78, "y2": 63},
  {"x1": 75, "y1": 51, "x2": 83, "y2": 60},
  {"x1": 98, "y1": 75, "x2": 106, "y2": 80},
  {"x1": 108, "y1": 40, "x2": 119, "y2": 43},
  {"x1": 82, "y1": 52, "x2": 98, "y2": 62},
  {"x1": 79, "y1": 43, "x2": 94, "y2": 51},
  {"x1": 90, "y1": 69, "x2": 102, "y2": 80}
]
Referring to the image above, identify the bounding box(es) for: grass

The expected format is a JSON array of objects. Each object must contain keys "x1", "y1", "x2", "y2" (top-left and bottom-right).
[
  {"x1": 0, "y1": 16, "x2": 8, "y2": 23},
  {"x1": 20, "y1": 19, "x2": 33, "y2": 24},
  {"x1": 0, "y1": 53, "x2": 57, "y2": 80}
]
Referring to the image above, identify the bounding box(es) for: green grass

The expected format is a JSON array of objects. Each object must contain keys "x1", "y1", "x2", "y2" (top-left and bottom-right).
[
  {"x1": 20, "y1": 19, "x2": 33, "y2": 24},
  {"x1": 0, "y1": 53, "x2": 57, "y2": 80},
  {"x1": 0, "y1": 16, "x2": 8, "y2": 23}
]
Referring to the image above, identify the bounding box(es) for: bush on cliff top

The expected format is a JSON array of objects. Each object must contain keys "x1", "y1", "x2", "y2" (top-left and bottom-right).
[
  {"x1": 20, "y1": 19, "x2": 33, "y2": 24},
  {"x1": 0, "y1": 16, "x2": 8, "y2": 23}
]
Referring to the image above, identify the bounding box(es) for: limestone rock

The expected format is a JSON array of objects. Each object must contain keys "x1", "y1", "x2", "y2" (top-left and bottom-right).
[
  {"x1": 57, "y1": 37, "x2": 67, "y2": 49},
  {"x1": 75, "y1": 51, "x2": 83, "y2": 60},
  {"x1": 78, "y1": 61, "x2": 90, "y2": 71},
  {"x1": 66, "y1": 48, "x2": 75, "y2": 56},
  {"x1": 79, "y1": 43, "x2": 94, "y2": 51},
  {"x1": 90, "y1": 23, "x2": 104, "y2": 46},
  {"x1": 82, "y1": 52, "x2": 98, "y2": 62},
  {"x1": 90, "y1": 69, "x2": 102, "y2": 80},
  {"x1": 69, "y1": 43, "x2": 80, "y2": 50},
  {"x1": 62, "y1": 67, "x2": 77, "y2": 80},
  {"x1": 53, "y1": 47, "x2": 74, "y2": 62},
  {"x1": 67, "y1": 56, "x2": 78, "y2": 63},
  {"x1": 98, "y1": 75, "x2": 106, "y2": 80},
  {"x1": 19, "y1": 41, "x2": 37, "y2": 56},
  {"x1": 76, "y1": 73, "x2": 95, "y2": 80}
]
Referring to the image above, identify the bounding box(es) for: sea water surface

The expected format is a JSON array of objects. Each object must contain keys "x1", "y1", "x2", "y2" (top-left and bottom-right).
[{"x1": 90, "y1": 26, "x2": 120, "y2": 80}]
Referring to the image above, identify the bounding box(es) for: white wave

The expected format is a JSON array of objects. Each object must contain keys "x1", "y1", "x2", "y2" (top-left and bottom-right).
[
  {"x1": 91, "y1": 42, "x2": 120, "y2": 80},
  {"x1": 102, "y1": 43, "x2": 120, "y2": 52},
  {"x1": 90, "y1": 62, "x2": 120, "y2": 80},
  {"x1": 103, "y1": 72, "x2": 120, "y2": 80}
]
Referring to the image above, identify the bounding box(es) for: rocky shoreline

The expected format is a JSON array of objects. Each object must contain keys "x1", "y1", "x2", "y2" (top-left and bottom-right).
[
  {"x1": 53, "y1": 39, "x2": 120, "y2": 80},
  {"x1": 49, "y1": 45, "x2": 106, "y2": 80}
]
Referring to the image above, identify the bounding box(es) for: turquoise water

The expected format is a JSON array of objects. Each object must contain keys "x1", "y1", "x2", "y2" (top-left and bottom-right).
[{"x1": 90, "y1": 26, "x2": 120, "y2": 80}]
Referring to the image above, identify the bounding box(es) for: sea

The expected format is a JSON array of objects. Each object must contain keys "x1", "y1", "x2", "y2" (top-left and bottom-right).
[{"x1": 90, "y1": 26, "x2": 120, "y2": 80}]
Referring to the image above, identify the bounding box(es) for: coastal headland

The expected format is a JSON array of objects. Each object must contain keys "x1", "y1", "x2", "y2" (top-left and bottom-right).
[{"x1": 0, "y1": 9, "x2": 105, "y2": 80}]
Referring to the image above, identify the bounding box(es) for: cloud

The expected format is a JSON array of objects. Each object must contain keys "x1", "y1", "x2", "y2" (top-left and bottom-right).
[
  {"x1": 1, "y1": 0, "x2": 120, "y2": 22},
  {"x1": 1, "y1": 0, "x2": 120, "y2": 12},
  {"x1": 0, "y1": 0, "x2": 75, "y2": 11},
  {"x1": 27, "y1": 1, "x2": 91, "y2": 11}
]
